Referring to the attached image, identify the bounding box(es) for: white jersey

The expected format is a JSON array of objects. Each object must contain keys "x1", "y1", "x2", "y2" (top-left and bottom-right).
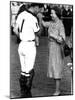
[{"x1": 16, "y1": 11, "x2": 40, "y2": 41}]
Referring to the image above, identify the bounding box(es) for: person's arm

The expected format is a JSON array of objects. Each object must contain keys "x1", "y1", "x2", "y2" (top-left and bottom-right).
[
  {"x1": 13, "y1": 23, "x2": 19, "y2": 36},
  {"x1": 42, "y1": 20, "x2": 50, "y2": 28},
  {"x1": 57, "y1": 21, "x2": 66, "y2": 43},
  {"x1": 60, "y1": 22, "x2": 65, "y2": 40},
  {"x1": 33, "y1": 18, "x2": 40, "y2": 34},
  {"x1": 13, "y1": 14, "x2": 23, "y2": 36}
]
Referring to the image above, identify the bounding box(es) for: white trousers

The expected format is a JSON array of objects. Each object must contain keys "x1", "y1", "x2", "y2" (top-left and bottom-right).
[{"x1": 18, "y1": 41, "x2": 36, "y2": 73}]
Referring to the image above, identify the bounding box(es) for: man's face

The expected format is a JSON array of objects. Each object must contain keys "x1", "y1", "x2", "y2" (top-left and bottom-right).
[{"x1": 34, "y1": 6, "x2": 40, "y2": 14}]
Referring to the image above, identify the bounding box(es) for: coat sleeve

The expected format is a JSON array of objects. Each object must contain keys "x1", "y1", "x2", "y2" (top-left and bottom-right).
[{"x1": 58, "y1": 21, "x2": 66, "y2": 41}]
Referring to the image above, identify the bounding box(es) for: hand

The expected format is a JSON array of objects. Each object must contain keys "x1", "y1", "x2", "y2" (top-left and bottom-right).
[
  {"x1": 57, "y1": 37, "x2": 64, "y2": 44},
  {"x1": 67, "y1": 40, "x2": 72, "y2": 48},
  {"x1": 35, "y1": 36, "x2": 39, "y2": 46},
  {"x1": 13, "y1": 28, "x2": 18, "y2": 35},
  {"x1": 13, "y1": 24, "x2": 19, "y2": 36}
]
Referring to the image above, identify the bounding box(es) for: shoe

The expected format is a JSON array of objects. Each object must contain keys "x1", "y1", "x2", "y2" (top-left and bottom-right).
[{"x1": 53, "y1": 91, "x2": 60, "y2": 96}]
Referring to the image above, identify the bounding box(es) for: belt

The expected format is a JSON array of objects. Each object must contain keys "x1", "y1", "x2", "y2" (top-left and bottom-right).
[
  {"x1": 27, "y1": 40, "x2": 35, "y2": 42},
  {"x1": 48, "y1": 36, "x2": 56, "y2": 42},
  {"x1": 48, "y1": 37, "x2": 63, "y2": 45}
]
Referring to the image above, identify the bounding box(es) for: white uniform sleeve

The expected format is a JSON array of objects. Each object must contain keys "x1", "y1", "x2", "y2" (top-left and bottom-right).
[
  {"x1": 33, "y1": 18, "x2": 40, "y2": 32},
  {"x1": 13, "y1": 14, "x2": 22, "y2": 35},
  {"x1": 16, "y1": 14, "x2": 23, "y2": 31}
]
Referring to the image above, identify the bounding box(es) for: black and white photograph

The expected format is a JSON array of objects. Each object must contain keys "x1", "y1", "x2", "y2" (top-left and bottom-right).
[
  {"x1": 10, "y1": 1, "x2": 73, "y2": 99},
  {"x1": 0, "y1": 0, "x2": 75, "y2": 100}
]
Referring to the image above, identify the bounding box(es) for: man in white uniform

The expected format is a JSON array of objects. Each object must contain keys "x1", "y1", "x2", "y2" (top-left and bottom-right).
[{"x1": 13, "y1": 4, "x2": 40, "y2": 98}]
